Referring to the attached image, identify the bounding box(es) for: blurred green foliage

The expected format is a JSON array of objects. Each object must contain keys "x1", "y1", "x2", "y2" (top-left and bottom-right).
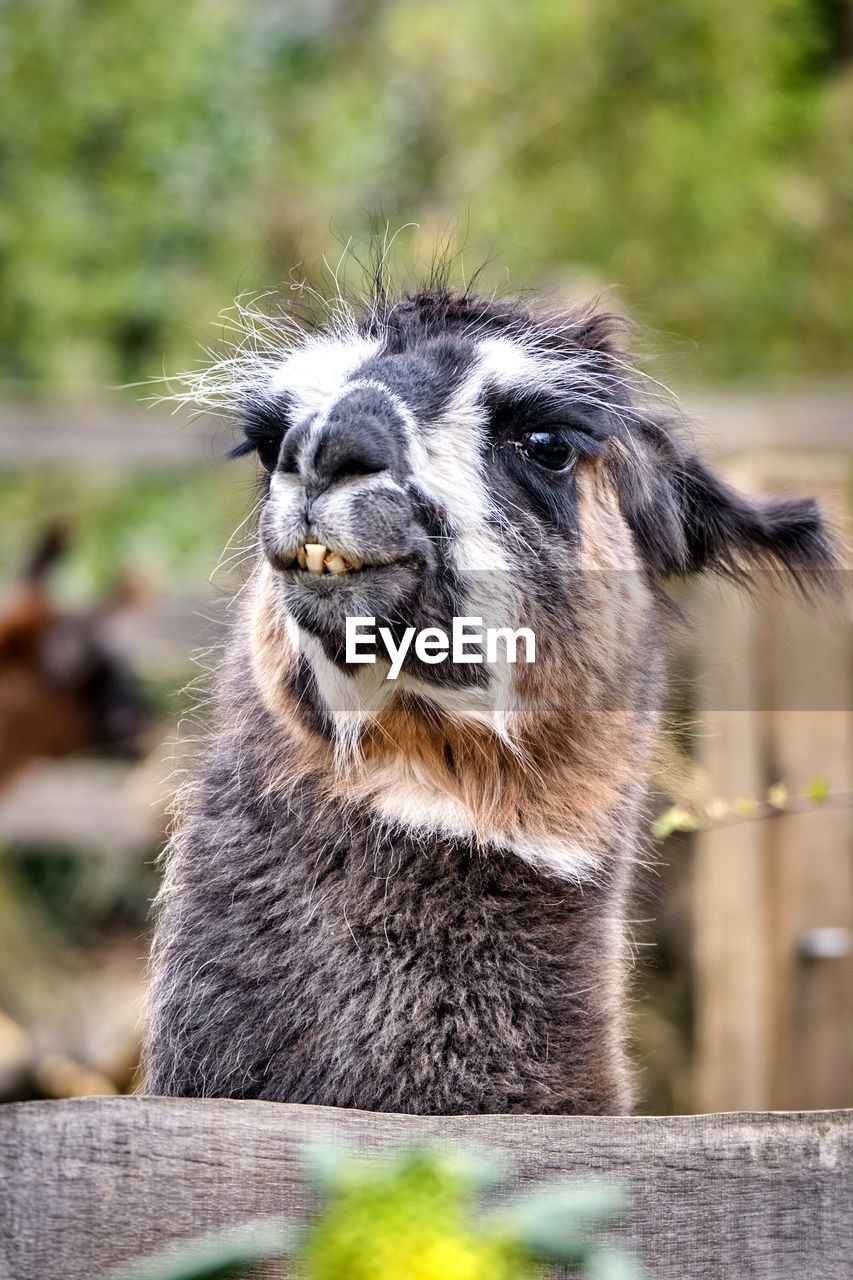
[
  {"x1": 2, "y1": 0, "x2": 852, "y2": 394},
  {"x1": 6, "y1": 844, "x2": 159, "y2": 945},
  {"x1": 0, "y1": 0, "x2": 264, "y2": 393},
  {"x1": 0, "y1": 467, "x2": 250, "y2": 596}
]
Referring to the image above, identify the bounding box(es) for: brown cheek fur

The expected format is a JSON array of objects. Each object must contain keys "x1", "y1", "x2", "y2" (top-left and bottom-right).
[{"x1": 245, "y1": 565, "x2": 335, "y2": 790}]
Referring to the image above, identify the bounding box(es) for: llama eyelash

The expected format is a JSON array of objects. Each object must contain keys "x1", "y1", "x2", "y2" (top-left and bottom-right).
[{"x1": 505, "y1": 425, "x2": 604, "y2": 464}]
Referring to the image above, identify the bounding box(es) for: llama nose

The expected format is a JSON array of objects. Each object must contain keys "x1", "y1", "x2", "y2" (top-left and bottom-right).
[{"x1": 286, "y1": 385, "x2": 402, "y2": 498}]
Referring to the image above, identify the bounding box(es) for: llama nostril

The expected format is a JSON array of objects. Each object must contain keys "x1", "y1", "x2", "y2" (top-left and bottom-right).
[
  {"x1": 276, "y1": 432, "x2": 299, "y2": 474},
  {"x1": 302, "y1": 384, "x2": 401, "y2": 491},
  {"x1": 309, "y1": 426, "x2": 389, "y2": 490}
]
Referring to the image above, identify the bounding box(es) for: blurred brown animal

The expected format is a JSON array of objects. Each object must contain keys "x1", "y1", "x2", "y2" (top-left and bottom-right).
[{"x1": 0, "y1": 526, "x2": 150, "y2": 789}]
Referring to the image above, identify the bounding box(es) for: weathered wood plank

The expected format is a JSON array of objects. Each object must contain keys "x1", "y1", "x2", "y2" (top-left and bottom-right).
[
  {"x1": 692, "y1": 453, "x2": 853, "y2": 1113},
  {"x1": 0, "y1": 406, "x2": 213, "y2": 468},
  {"x1": 0, "y1": 1099, "x2": 850, "y2": 1280},
  {"x1": 0, "y1": 389, "x2": 850, "y2": 467}
]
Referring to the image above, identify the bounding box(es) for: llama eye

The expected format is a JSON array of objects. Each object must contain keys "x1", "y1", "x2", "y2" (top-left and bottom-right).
[
  {"x1": 256, "y1": 436, "x2": 284, "y2": 471},
  {"x1": 519, "y1": 431, "x2": 577, "y2": 472}
]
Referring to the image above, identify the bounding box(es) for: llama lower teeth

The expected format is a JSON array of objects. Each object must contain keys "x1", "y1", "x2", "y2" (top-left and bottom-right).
[{"x1": 324, "y1": 553, "x2": 347, "y2": 575}]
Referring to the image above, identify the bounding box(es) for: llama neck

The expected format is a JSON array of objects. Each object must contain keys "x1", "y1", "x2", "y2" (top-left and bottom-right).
[
  {"x1": 146, "y1": 631, "x2": 646, "y2": 1112},
  {"x1": 153, "y1": 686, "x2": 636, "y2": 1113}
]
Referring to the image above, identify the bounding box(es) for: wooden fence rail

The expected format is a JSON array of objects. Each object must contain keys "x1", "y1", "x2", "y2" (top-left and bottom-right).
[
  {"x1": 0, "y1": 1098, "x2": 851, "y2": 1280},
  {"x1": 0, "y1": 388, "x2": 851, "y2": 468}
]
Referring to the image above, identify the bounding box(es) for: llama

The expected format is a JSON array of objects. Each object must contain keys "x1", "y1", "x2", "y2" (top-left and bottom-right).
[
  {"x1": 0, "y1": 527, "x2": 149, "y2": 790},
  {"x1": 144, "y1": 288, "x2": 834, "y2": 1114}
]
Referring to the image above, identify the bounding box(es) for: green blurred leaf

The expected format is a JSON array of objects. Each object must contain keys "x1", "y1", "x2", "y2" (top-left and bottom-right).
[
  {"x1": 766, "y1": 783, "x2": 789, "y2": 810},
  {"x1": 110, "y1": 1218, "x2": 295, "y2": 1280},
  {"x1": 652, "y1": 806, "x2": 700, "y2": 839},
  {"x1": 586, "y1": 1247, "x2": 645, "y2": 1280},
  {"x1": 500, "y1": 1181, "x2": 629, "y2": 1259}
]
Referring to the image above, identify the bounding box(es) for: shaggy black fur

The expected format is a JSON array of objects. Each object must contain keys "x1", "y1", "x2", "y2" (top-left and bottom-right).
[{"x1": 145, "y1": 667, "x2": 630, "y2": 1113}]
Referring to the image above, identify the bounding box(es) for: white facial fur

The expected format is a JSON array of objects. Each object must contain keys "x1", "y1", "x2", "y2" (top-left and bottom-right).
[
  {"x1": 261, "y1": 329, "x2": 613, "y2": 880},
  {"x1": 264, "y1": 331, "x2": 541, "y2": 726}
]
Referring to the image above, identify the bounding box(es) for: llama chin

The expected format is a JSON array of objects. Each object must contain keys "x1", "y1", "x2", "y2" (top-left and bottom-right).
[{"x1": 144, "y1": 286, "x2": 836, "y2": 1114}]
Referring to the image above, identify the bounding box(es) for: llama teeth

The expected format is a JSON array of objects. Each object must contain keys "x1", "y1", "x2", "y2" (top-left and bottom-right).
[
  {"x1": 304, "y1": 543, "x2": 327, "y2": 574},
  {"x1": 324, "y1": 553, "x2": 348, "y2": 576},
  {"x1": 296, "y1": 544, "x2": 363, "y2": 574}
]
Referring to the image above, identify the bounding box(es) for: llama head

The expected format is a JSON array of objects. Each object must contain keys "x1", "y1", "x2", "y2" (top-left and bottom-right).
[
  {"x1": 223, "y1": 289, "x2": 832, "y2": 702},
  {"x1": 203, "y1": 288, "x2": 836, "y2": 862}
]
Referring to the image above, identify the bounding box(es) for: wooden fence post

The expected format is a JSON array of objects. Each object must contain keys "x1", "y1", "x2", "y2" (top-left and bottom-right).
[{"x1": 692, "y1": 452, "x2": 852, "y2": 1113}]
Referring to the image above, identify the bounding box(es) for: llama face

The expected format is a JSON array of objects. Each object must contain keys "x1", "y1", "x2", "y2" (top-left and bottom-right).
[{"x1": 252, "y1": 319, "x2": 655, "y2": 721}]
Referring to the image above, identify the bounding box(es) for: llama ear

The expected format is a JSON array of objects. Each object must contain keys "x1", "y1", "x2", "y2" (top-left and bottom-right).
[
  {"x1": 22, "y1": 522, "x2": 69, "y2": 585},
  {"x1": 620, "y1": 447, "x2": 838, "y2": 586}
]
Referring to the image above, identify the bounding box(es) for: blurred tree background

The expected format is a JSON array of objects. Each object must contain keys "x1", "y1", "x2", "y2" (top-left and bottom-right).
[
  {"x1": 0, "y1": 0, "x2": 851, "y2": 1113},
  {"x1": 1, "y1": 0, "x2": 852, "y2": 397}
]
